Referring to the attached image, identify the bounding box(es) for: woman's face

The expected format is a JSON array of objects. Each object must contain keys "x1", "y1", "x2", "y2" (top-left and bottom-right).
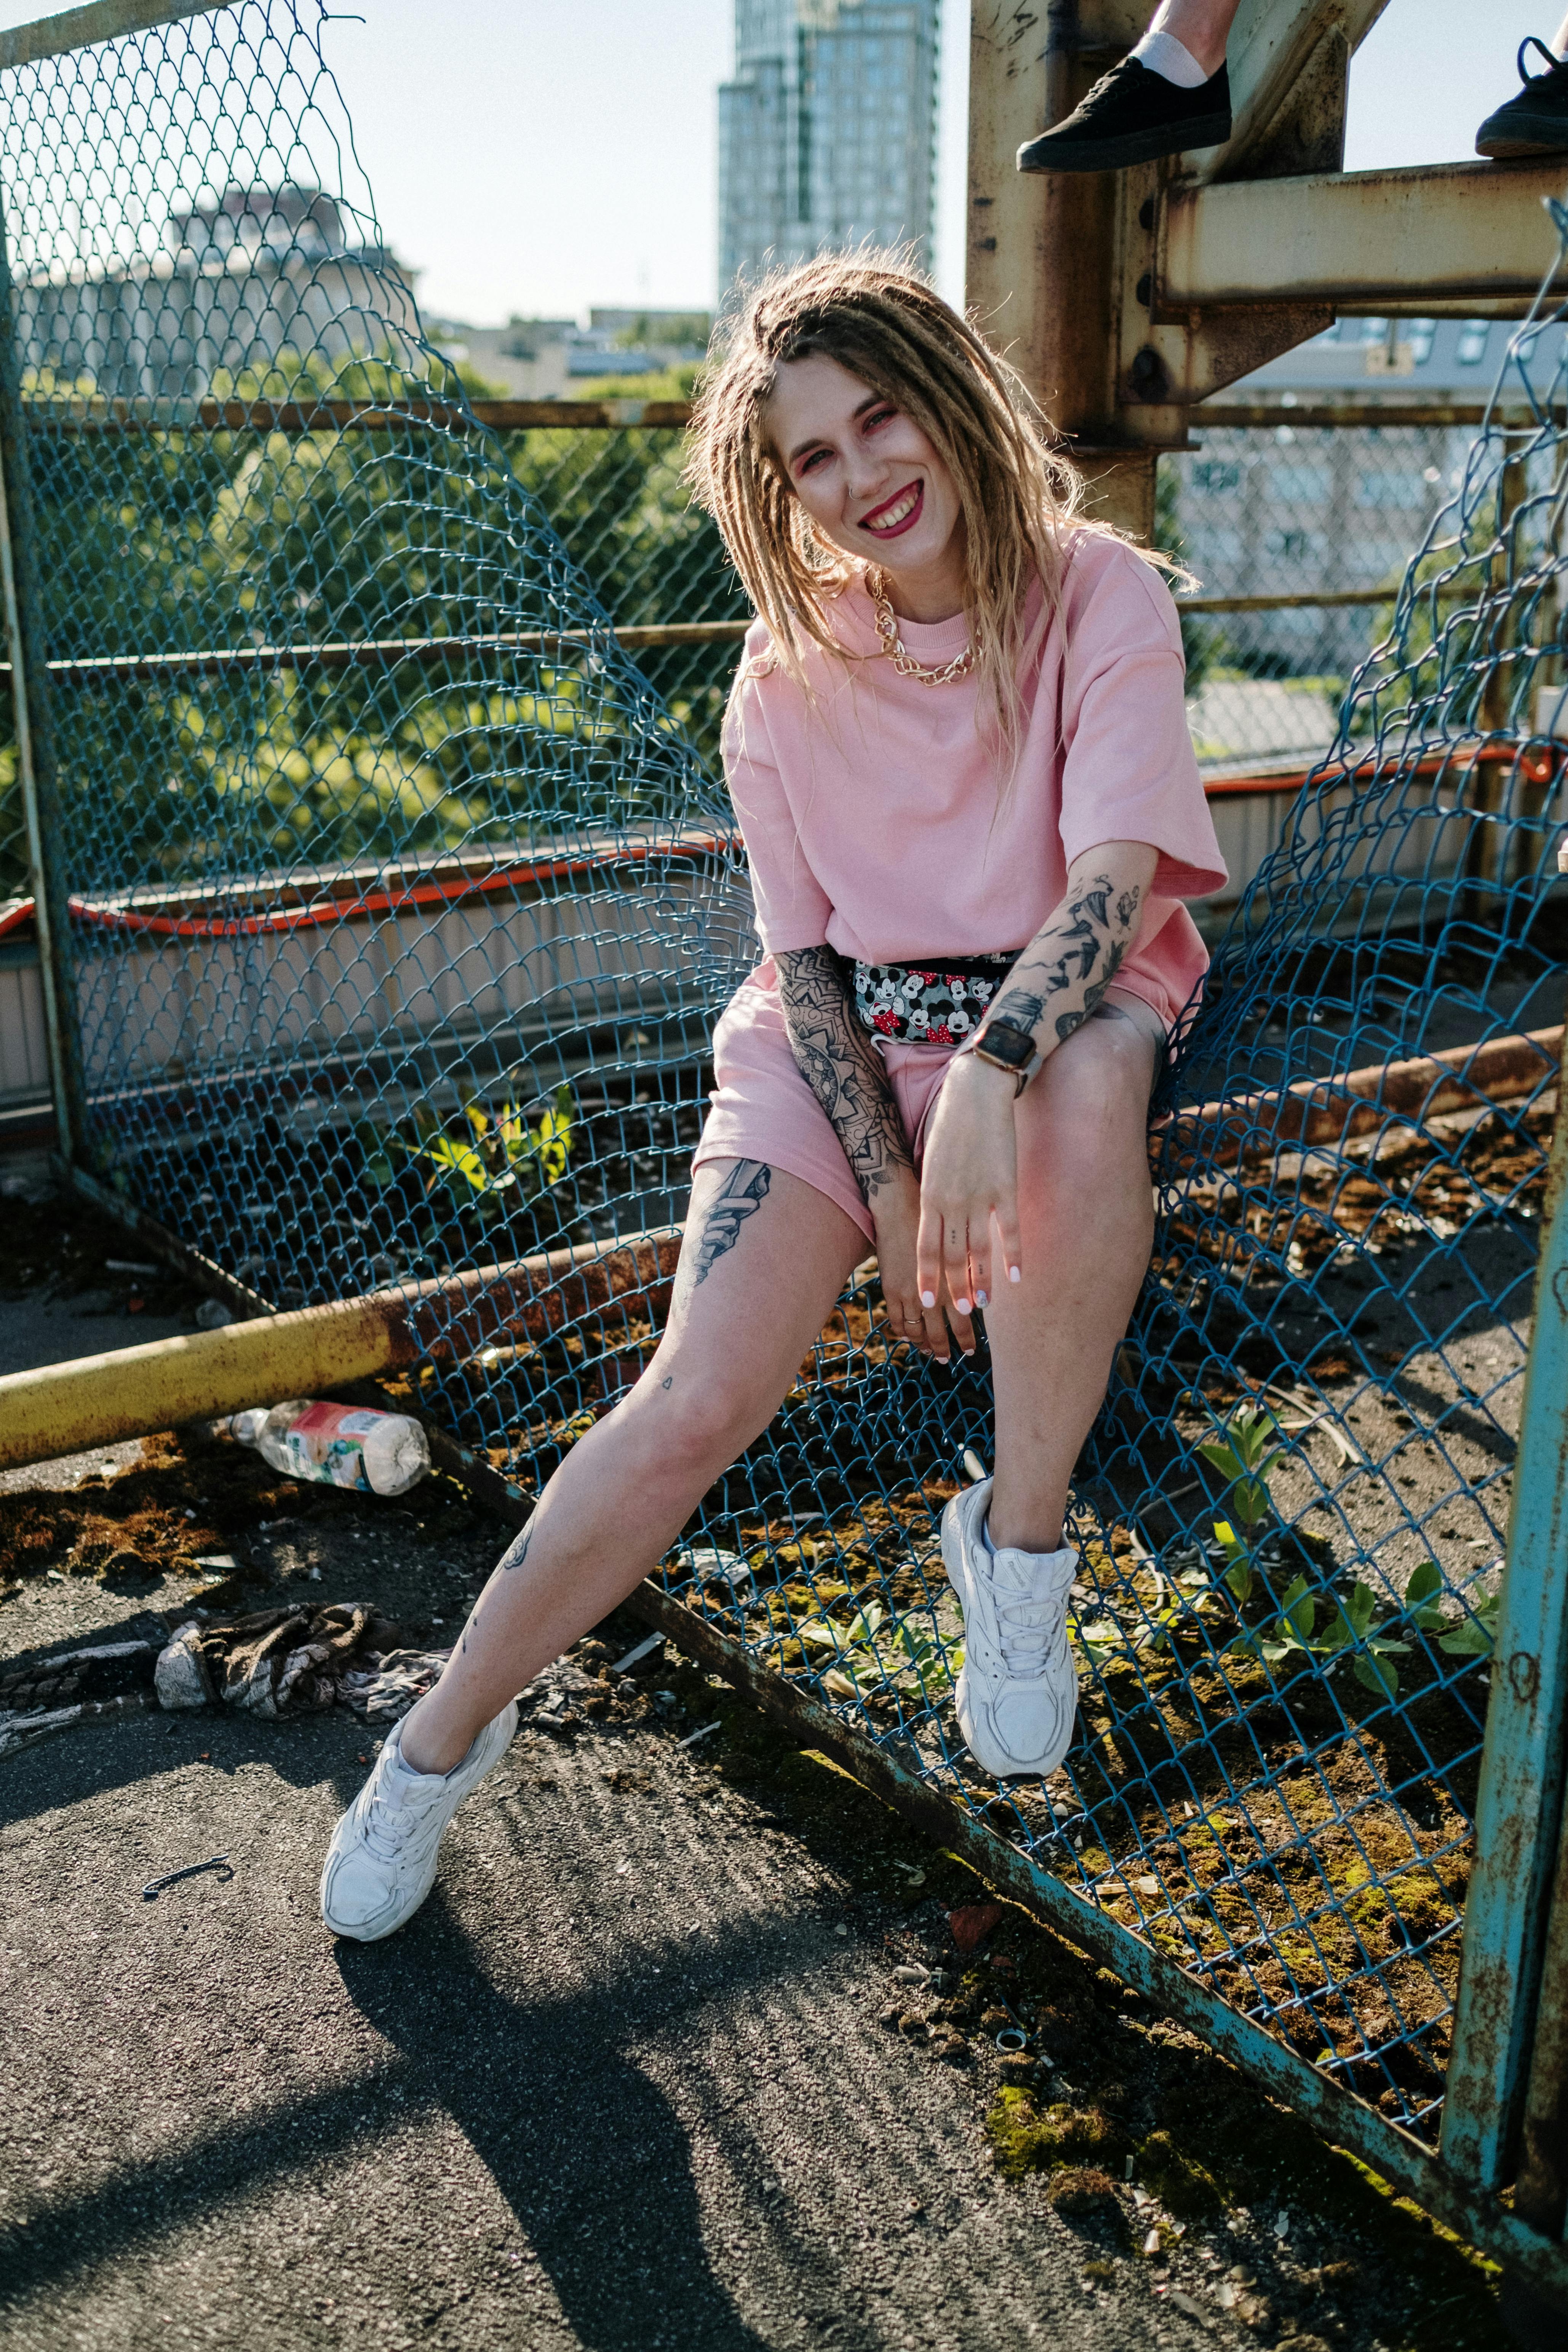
[{"x1": 765, "y1": 351, "x2": 965, "y2": 614}]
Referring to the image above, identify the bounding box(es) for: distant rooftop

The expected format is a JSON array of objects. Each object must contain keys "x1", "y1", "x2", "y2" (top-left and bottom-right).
[{"x1": 1229, "y1": 315, "x2": 1561, "y2": 403}]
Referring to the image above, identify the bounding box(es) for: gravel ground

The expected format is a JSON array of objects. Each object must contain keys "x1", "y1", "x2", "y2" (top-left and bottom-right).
[{"x1": 0, "y1": 1178, "x2": 1509, "y2": 2351}]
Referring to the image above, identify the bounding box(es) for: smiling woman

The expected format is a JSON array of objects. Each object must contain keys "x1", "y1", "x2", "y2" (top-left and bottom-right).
[{"x1": 317, "y1": 252, "x2": 1227, "y2": 1947}]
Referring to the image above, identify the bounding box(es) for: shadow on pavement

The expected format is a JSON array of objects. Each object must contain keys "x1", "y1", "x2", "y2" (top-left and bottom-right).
[{"x1": 339, "y1": 1922, "x2": 775, "y2": 2352}]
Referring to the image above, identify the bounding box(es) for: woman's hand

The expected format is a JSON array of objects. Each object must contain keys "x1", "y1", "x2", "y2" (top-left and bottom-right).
[
  {"x1": 915, "y1": 1052, "x2": 1022, "y2": 1315},
  {"x1": 870, "y1": 1166, "x2": 977, "y2": 1363}
]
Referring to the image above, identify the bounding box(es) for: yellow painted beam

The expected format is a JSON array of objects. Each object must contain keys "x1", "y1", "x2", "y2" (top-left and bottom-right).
[
  {"x1": 0, "y1": 1294, "x2": 412, "y2": 1473},
  {"x1": 0, "y1": 1228, "x2": 688, "y2": 1475}
]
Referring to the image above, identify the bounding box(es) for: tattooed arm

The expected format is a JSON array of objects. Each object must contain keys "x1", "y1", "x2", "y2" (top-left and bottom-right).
[
  {"x1": 774, "y1": 945, "x2": 972, "y2": 1363},
  {"x1": 774, "y1": 946, "x2": 914, "y2": 1206},
  {"x1": 980, "y1": 841, "x2": 1157, "y2": 1058},
  {"x1": 915, "y1": 840, "x2": 1159, "y2": 1317}
]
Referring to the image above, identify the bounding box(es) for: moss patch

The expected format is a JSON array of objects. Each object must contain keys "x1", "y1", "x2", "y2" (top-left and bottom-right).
[
  {"x1": 1045, "y1": 2166, "x2": 1125, "y2": 2226},
  {"x1": 1135, "y1": 2128, "x2": 1222, "y2": 2220},
  {"x1": 986, "y1": 2090, "x2": 1129, "y2": 2183}
]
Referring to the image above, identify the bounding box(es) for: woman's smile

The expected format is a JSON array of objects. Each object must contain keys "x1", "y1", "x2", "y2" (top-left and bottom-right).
[
  {"x1": 860, "y1": 480, "x2": 924, "y2": 538},
  {"x1": 764, "y1": 350, "x2": 967, "y2": 621}
]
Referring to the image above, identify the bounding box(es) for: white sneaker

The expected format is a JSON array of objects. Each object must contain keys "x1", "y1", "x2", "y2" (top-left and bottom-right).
[
  {"x1": 319, "y1": 1701, "x2": 518, "y2": 1941},
  {"x1": 943, "y1": 1477, "x2": 1079, "y2": 1778}
]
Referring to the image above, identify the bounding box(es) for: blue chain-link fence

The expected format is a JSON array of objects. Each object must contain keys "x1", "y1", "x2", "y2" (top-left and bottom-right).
[{"x1": 5, "y1": 0, "x2": 1566, "y2": 2177}]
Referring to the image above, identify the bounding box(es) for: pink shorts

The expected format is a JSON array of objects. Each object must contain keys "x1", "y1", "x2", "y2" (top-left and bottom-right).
[{"x1": 692, "y1": 971, "x2": 1170, "y2": 1244}]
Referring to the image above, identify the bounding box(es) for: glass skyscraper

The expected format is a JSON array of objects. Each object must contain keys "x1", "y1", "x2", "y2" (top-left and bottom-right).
[{"x1": 718, "y1": 0, "x2": 939, "y2": 301}]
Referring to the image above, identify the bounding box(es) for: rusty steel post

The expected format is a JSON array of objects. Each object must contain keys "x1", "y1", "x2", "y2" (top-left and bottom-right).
[{"x1": 967, "y1": 1, "x2": 1159, "y2": 541}]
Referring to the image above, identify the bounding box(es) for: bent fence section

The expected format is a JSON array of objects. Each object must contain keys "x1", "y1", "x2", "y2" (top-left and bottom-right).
[{"x1": 2, "y1": 0, "x2": 1568, "y2": 2303}]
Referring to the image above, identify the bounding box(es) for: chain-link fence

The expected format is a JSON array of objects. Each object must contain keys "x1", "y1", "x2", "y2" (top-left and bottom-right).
[
  {"x1": 4, "y1": 0, "x2": 1567, "y2": 2237},
  {"x1": 1166, "y1": 417, "x2": 1465, "y2": 775}
]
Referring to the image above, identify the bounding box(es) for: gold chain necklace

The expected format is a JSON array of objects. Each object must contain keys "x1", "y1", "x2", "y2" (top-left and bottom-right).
[{"x1": 866, "y1": 566, "x2": 975, "y2": 687}]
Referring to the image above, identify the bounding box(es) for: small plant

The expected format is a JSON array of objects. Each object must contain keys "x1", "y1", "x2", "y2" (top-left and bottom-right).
[
  {"x1": 1197, "y1": 1403, "x2": 1283, "y2": 1606},
  {"x1": 412, "y1": 1085, "x2": 574, "y2": 1214},
  {"x1": 799, "y1": 1601, "x2": 962, "y2": 1700},
  {"x1": 1409, "y1": 1555, "x2": 1503, "y2": 1662},
  {"x1": 1232, "y1": 1557, "x2": 1498, "y2": 1700},
  {"x1": 1234, "y1": 1571, "x2": 1411, "y2": 1697}
]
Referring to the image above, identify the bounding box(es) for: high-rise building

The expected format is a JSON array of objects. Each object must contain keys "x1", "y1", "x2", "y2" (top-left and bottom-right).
[{"x1": 718, "y1": 0, "x2": 939, "y2": 302}]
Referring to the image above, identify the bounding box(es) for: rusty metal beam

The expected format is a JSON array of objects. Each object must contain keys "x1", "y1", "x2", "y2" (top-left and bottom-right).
[
  {"x1": 33, "y1": 396, "x2": 1539, "y2": 439},
  {"x1": 1182, "y1": 0, "x2": 1391, "y2": 184},
  {"x1": 0, "y1": 0, "x2": 213, "y2": 71},
  {"x1": 26, "y1": 395, "x2": 697, "y2": 435},
  {"x1": 0, "y1": 1228, "x2": 684, "y2": 1473},
  {"x1": 1160, "y1": 158, "x2": 1568, "y2": 315},
  {"x1": 969, "y1": 3, "x2": 1159, "y2": 535},
  {"x1": 1198, "y1": 403, "x2": 1554, "y2": 430},
  {"x1": 1165, "y1": 1024, "x2": 1563, "y2": 1172}
]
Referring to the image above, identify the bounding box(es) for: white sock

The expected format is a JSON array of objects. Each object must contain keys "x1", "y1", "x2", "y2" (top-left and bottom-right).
[{"x1": 1131, "y1": 29, "x2": 1211, "y2": 87}]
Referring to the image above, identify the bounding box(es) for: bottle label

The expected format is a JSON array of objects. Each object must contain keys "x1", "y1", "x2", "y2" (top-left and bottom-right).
[{"x1": 280, "y1": 1401, "x2": 387, "y2": 1491}]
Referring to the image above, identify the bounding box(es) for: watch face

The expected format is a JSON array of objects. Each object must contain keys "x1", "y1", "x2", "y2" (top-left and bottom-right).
[{"x1": 980, "y1": 1022, "x2": 1033, "y2": 1066}]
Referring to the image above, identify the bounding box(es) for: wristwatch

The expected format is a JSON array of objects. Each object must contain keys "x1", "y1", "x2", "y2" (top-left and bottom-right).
[{"x1": 964, "y1": 1017, "x2": 1039, "y2": 1096}]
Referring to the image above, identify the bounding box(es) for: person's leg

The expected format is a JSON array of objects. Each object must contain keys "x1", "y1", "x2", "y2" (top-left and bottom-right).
[
  {"x1": 400, "y1": 1160, "x2": 865, "y2": 1774},
  {"x1": 981, "y1": 1005, "x2": 1159, "y2": 1553},
  {"x1": 1138, "y1": 0, "x2": 1241, "y2": 81},
  {"x1": 934, "y1": 1005, "x2": 1159, "y2": 1780}
]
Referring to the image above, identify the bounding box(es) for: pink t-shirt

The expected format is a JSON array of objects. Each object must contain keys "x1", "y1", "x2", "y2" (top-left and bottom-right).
[{"x1": 722, "y1": 529, "x2": 1228, "y2": 1031}]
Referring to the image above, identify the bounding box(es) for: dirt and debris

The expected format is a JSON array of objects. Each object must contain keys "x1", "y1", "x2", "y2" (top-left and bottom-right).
[
  {"x1": 0, "y1": 1421, "x2": 486, "y2": 1603},
  {"x1": 0, "y1": 1435, "x2": 1510, "y2": 2350}
]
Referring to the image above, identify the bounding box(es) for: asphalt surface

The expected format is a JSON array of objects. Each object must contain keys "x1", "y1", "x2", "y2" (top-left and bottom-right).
[{"x1": 1, "y1": 1629, "x2": 1177, "y2": 2352}]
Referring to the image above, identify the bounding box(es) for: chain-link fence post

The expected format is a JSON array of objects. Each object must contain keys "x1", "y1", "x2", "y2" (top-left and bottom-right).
[
  {"x1": 1440, "y1": 1019, "x2": 1568, "y2": 2192},
  {"x1": 0, "y1": 192, "x2": 84, "y2": 1165}
]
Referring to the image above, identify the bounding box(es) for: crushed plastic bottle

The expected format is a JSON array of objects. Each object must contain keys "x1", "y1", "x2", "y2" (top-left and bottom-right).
[{"x1": 227, "y1": 1398, "x2": 430, "y2": 1497}]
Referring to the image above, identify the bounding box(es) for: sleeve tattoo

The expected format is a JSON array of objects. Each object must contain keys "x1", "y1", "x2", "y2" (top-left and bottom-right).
[
  {"x1": 986, "y1": 872, "x2": 1143, "y2": 1051},
  {"x1": 774, "y1": 946, "x2": 914, "y2": 1206}
]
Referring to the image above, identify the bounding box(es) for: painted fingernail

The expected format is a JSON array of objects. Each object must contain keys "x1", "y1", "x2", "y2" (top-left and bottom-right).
[
  {"x1": 921, "y1": 1291, "x2": 935, "y2": 1308},
  {"x1": 1008, "y1": 1265, "x2": 1021, "y2": 1284},
  {"x1": 975, "y1": 1290, "x2": 989, "y2": 1309},
  {"x1": 955, "y1": 1296, "x2": 970, "y2": 1314}
]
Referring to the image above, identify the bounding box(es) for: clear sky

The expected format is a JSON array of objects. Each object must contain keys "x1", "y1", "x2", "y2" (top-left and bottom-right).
[{"x1": 0, "y1": 0, "x2": 1553, "y2": 324}]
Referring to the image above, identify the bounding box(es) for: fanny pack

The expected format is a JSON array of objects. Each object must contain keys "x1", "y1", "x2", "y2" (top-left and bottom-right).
[{"x1": 850, "y1": 951, "x2": 1019, "y2": 1047}]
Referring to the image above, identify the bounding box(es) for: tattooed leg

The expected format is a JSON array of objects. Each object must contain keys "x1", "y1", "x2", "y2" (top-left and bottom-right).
[
  {"x1": 670, "y1": 1157, "x2": 772, "y2": 1315},
  {"x1": 397, "y1": 1161, "x2": 862, "y2": 1775}
]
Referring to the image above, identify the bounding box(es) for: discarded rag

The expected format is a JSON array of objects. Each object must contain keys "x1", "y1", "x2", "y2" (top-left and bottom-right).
[{"x1": 153, "y1": 1604, "x2": 448, "y2": 1721}]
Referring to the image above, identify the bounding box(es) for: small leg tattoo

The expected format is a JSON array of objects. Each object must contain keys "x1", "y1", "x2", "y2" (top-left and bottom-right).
[
  {"x1": 692, "y1": 1160, "x2": 771, "y2": 1288},
  {"x1": 499, "y1": 1520, "x2": 535, "y2": 1573}
]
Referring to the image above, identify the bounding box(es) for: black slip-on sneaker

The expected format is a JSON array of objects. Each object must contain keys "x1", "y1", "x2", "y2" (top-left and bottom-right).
[
  {"x1": 1017, "y1": 54, "x2": 1231, "y2": 175},
  {"x1": 1477, "y1": 36, "x2": 1568, "y2": 158}
]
